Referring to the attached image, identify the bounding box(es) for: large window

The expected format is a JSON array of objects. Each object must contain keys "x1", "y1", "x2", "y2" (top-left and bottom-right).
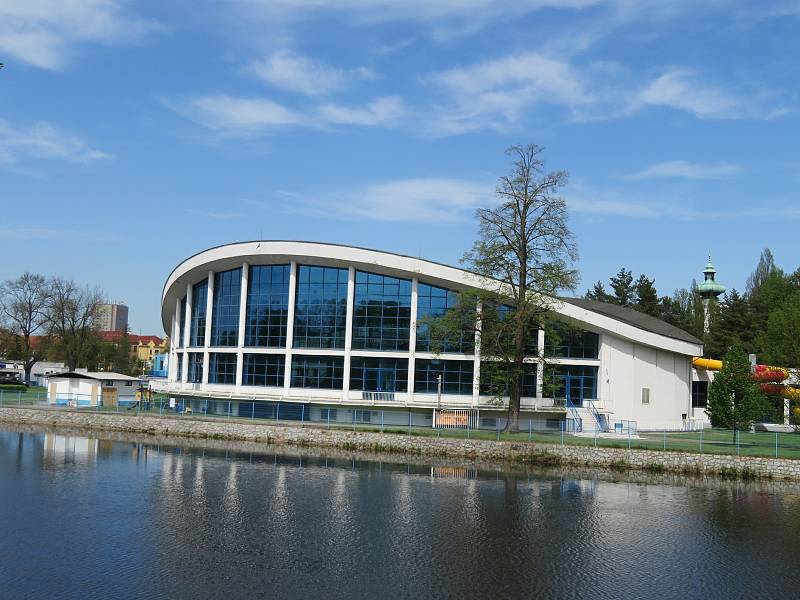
[
  {"x1": 188, "y1": 352, "x2": 204, "y2": 383},
  {"x1": 350, "y1": 357, "x2": 408, "y2": 392},
  {"x1": 245, "y1": 265, "x2": 290, "y2": 347},
  {"x1": 175, "y1": 352, "x2": 183, "y2": 382},
  {"x1": 293, "y1": 266, "x2": 349, "y2": 349},
  {"x1": 243, "y1": 354, "x2": 285, "y2": 387},
  {"x1": 544, "y1": 323, "x2": 599, "y2": 359},
  {"x1": 211, "y1": 268, "x2": 242, "y2": 347},
  {"x1": 190, "y1": 280, "x2": 208, "y2": 347},
  {"x1": 291, "y1": 355, "x2": 344, "y2": 389},
  {"x1": 177, "y1": 296, "x2": 186, "y2": 348},
  {"x1": 352, "y1": 271, "x2": 412, "y2": 351},
  {"x1": 414, "y1": 359, "x2": 474, "y2": 395},
  {"x1": 416, "y1": 283, "x2": 473, "y2": 353},
  {"x1": 692, "y1": 381, "x2": 708, "y2": 408},
  {"x1": 545, "y1": 365, "x2": 598, "y2": 402},
  {"x1": 209, "y1": 352, "x2": 237, "y2": 384},
  {"x1": 479, "y1": 362, "x2": 537, "y2": 397}
]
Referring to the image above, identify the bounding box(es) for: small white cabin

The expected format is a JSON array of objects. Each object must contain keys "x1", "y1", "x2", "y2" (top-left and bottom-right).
[{"x1": 48, "y1": 372, "x2": 142, "y2": 407}]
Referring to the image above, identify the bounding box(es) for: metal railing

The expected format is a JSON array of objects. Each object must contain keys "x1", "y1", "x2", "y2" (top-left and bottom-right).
[{"x1": 564, "y1": 397, "x2": 583, "y2": 433}]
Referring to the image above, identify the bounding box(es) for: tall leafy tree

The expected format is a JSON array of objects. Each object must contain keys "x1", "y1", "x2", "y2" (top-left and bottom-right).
[
  {"x1": 0, "y1": 273, "x2": 52, "y2": 385},
  {"x1": 759, "y1": 290, "x2": 800, "y2": 366},
  {"x1": 706, "y1": 345, "x2": 767, "y2": 432},
  {"x1": 439, "y1": 144, "x2": 577, "y2": 432},
  {"x1": 609, "y1": 267, "x2": 636, "y2": 306},
  {"x1": 46, "y1": 278, "x2": 104, "y2": 371}
]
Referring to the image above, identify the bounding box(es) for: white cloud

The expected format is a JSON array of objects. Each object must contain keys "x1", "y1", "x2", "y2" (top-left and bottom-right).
[
  {"x1": 171, "y1": 94, "x2": 406, "y2": 134},
  {"x1": 0, "y1": 1, "x2": 161, "y2": 70},
  {"x1": 637, "y1": 69, "x2": 741, "y2": 118},
  {"x1": 0, "y1": 120, "x2": 110, "y2": 166},
  {"x1": 624, "y1": 160, "x2": 742, "y2": 180},
  {"x1": 249, "y1": 51, "x2": 374, "y2": 95},
  {"x1": 254, "y1": 178, "x2": 491, "y2": 222}
]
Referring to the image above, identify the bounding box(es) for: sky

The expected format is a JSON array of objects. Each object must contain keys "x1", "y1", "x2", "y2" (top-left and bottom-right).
[{"x1": 1, "y1": 0, "x2": 799, "y2": 335}]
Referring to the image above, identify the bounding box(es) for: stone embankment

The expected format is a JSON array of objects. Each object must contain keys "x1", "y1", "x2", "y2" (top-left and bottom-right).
[{"x1": 2, "y1": 407, "x2": 799, "y2": 480}]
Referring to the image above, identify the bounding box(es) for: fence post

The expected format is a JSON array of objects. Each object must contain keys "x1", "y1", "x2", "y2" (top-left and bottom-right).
[
  {"x1": 496, "y1": 420, "x2": 500, "y2": 441},
  {"x1": 663, "y1": 428, "x2": 667, "y2": 451},
  {"x1": 736, "y1": 430, "x2": 740, "y2": 456},
  {"x1": 1, "y1": 390, "x2": 3, "y2": 406},
  {"x1": 700, "y1": 428, "x2": 703, "y2": 454},
  {"x1": 301, "y1": 404, "x2": 305, "y2": 427},
  {"x1": 276, "y1": 402, "x2": 280, "y2": 423},
  {"x1": 228, "y1": 400, "x2": 232, "y2": 419},
  {"x1": 328, "y1": 409, "x2": 331, "y2": 429},
  {"x1": 380, "y1": 410, "x2": 383, "y2": 433},
  {"x1": 408, "y1": 409, "x2": 411, "y2": 436},
  {"x1": 252, "y1": 402, "x2": 255, "y2": 420},
  {"x1": 776, "y1": 431, "x2": 779, "y2": 459},
  {"x1": 628, "y1": 424, "x2": 631, "y2": 449},
  {"x1": 561, "y1": 420, "x2": 564, "y2": 445},
  {"x1": 353, "y1": 409, "x2": 356, "y2": 431},
  {"x1": 18, "y1": 391, "x2": 22, "y2": 406},
  {"x1": 528, "y1": 419, "x2": 532, "y2": 442}
]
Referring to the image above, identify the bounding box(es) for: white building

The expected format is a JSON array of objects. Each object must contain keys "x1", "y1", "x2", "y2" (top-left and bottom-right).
[
  {"x1": 48, "y1": 372, "x2": 141, "y2": 407},
  {"x1": 153, "y1": 241, "x2": 705, "y2": 431}
]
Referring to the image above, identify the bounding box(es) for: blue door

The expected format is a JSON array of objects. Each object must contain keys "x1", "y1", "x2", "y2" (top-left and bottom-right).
[{"x1": 565, "y1": 376, "x2": 583, "y2": 407}]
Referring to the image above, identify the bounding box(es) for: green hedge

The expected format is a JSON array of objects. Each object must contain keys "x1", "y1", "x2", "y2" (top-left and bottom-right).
[{"x1": 0, "y1": 384, "x2": 28, "y2": 392}]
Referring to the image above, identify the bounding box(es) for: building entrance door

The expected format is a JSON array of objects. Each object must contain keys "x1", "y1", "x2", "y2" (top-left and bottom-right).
[{"x1": 363, "y1": 368, "x2": 396, "y2": 392}]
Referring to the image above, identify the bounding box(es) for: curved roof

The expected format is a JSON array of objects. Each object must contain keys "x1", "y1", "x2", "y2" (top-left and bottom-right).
[{"x1": 161, "y1": 240, "x2": 703, "y2": 356}]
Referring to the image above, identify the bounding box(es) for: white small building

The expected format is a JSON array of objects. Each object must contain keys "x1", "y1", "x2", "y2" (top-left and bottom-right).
[{"x1": 48, "y1": 372, "x2": 142, "y2": 407}]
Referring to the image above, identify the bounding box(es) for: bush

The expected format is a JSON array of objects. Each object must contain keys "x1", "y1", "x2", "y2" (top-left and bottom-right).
[{"x1": 0, "y1": 384, "x2": 28, "y2": 393}]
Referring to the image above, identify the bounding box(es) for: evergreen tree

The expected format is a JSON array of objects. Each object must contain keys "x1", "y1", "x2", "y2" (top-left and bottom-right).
[
  {"x1": 706, "y1": 345, "x2": 767, "y2": 431},
  {"x1": 609, "y1": 268, "x2": 636, "y2": 306},
  {"x1": 634, "y1": 274, "x2": 659, "y2": 316},
  {"x1": 704, "y1": 289, "x2": 755, "y2": 358},
  {"x1": 585, "y1": 280, "x2": 613, "y2": 303}
]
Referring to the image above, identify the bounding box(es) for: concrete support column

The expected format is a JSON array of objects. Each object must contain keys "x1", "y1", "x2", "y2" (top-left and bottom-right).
[
  {"x1": 283, "y1": 261, "x2": 297, "y2": 390},
  {"x1": 343, "y1": 266, "x2": 355, "y2": 397},
  {"x1": 472, "y1": 300, "x2": 482, "y2": 407},
  {"x1": 408, "y1": 277, "x2": 418, "y2": 402},
  {"x1": 202, "y1": 271, "x2": 213, "y2": 385},
  {"x1": 181, "y1": 283, "x2": 192, "y2": 385},
  {"x1": 236, "y1": 263, "x2": 248, "y2": 389}
]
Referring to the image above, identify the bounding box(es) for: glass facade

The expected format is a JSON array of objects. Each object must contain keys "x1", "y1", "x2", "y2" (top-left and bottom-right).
[
  {"x1": 414, "y1": 359, "x2": 474, "y2": 395},
  {"x1": 293, "y1": 266, "x2": 349, "y2": 349},
  {"x1": 416, "y1": 283, "x2": 473, "y2": 353},
  {"x1": 175, "y1": 352, "x2": 183, "y2": 382},
  {"x1": 188, "y1": 352, "x2": 204, "y2": 383},
  {"x1": 190, "y1": 280, "x2": 208, "y2": 347},
  {"x1": 545, "y1": 323, "x2": 599, "y2": 359},
  {"x1": 245, "y1": 265, "x2": 290, "y2": 347},
  {"x1": 209, "y1": 352, "x2": 237, "y2": 384},
  {"x1": 211, "y1": 268, "x2": 242, "y2": 347},
  {"x1": 291, "y1": 355, "x2": 344, "y2": 389},
  {"x1": 350, "y1": 357, "x2": 408, "y2": 392},
  {"x1": 546, "y1": 365, "x2": 598, "y2": 402},
  {"x1": 479, "y1": 362, "x2": 537, "y2": 397},
  {"x1": 243, "y1": 353, "x2": 285, "y2": 387},
  {"x1": 352, "y1": 271, "x2": 412, "y2": 351},
  {"x1": 177, "y1": 296, "x2": 186, "y2": 348}
]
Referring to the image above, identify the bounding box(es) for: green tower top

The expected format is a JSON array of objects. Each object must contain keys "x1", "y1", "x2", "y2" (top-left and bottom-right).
[{"x1": 697, "y1": 254, "x2": 726, "y2": 297}]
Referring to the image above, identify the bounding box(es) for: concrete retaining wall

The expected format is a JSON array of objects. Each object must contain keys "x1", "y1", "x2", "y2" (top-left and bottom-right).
[{"x1": 2, "y1": 407, "x2": 799, "y2": 480}]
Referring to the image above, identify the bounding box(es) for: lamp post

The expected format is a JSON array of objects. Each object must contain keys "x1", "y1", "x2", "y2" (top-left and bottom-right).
[{"x1": 437, "y1": 374, "x2": 442, "y2": 410}]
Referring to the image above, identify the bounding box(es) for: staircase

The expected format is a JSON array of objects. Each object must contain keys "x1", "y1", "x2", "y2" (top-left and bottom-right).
[{"x1": 577, "y1": 400, "x2": 608, "y2": 432}]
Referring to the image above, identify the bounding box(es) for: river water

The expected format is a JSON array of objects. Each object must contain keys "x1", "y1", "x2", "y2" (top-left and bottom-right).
[{"x1": 1, "y1": 426, "x2": 799, "y2": 599}]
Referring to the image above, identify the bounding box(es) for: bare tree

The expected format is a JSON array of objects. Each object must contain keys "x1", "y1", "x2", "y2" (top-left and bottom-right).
[
  {"x1": 46, "y1": 277, "x2": 104, "y2": 371},
  {"x1": 0, "y1": 272, "x2": 52, "y2": 384},
  {"x1": 465, "y1": 144, "x2": 577, "y2": 432}
]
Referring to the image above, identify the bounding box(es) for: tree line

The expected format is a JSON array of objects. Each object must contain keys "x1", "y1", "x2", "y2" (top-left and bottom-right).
[
  {"x1": 0, "y1": 273, "x2": 141, "y2": 384},
  {"x1": 585, "y1": 248, "x2": 800, "y2": 365}
]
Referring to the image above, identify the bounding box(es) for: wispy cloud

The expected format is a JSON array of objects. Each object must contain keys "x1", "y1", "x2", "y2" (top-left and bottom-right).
[
  {"x1": 248, "y1": 178, "x2": 491, "y2": 222},
  {"x1": 186, "y1": 209, "x2": 245, "y2": 220},
  {"x1": 623, "y1": 160, "x2": 742, "y2": 180},
  {"x1": 0, "y1": 1, "x2": 161, "y2": 70},
  {"x1": 249, "y1": 51, "x2": 374, "y2": 96},
  {"x1": 0, "y1": 120, "x2": 110, "y2": 166},
  {"x1": 169, "y1": 94, "x2": 406, "y2": 135},
  {"x1": 637, "y1": 69, "x2": 741, "y2": 119}
]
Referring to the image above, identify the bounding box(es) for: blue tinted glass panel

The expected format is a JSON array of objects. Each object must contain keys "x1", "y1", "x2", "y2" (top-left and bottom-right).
[
  {"x1": 290, "y1": 355, "x2": 344, "y2": 389},
  {"x1": 243, "y1": 353, "x2": 285, "y2": 387},
  {"x1": 211, "y1": 268, "x2": 242, "y2": 347},
  {"x1": 188, "y1": 352, "x2": 204, "y2": 383},
  {"x1": 413, "y1": 359, "x2": 473, "y2": 395},
  {"x1": 416, "y1": 283, "x2": 473, "y2": 353},
  {"x1": 209, "y1": 352, "x2": 237, "y2": 384},
  {"x1": 293, "y1": 266, "x2": 349, "y2": 349},
  {"x1": 544, "y1": 322, "x2": 598, "y2": 359},
  {"x1": 245, "y1": 265, "x2": 290, "y2": 348},
  {"x1": 175, "y1": 352, "x2": 183, "y2": 382},
  {"x1": 352, "y1": 271, "x2": 411, "y2": 351},
  {"x1": 190, "y1": 280, "x2": 208, "y2": 347},
  {"x1": 349, "y1": 357, "x2": 408, "y2": 392},
  {"x1": 546, "y1": 365, "x2": 598, "y2": 399},
  {"x1": 479, "y1": 362, "x2": 537, "y2": 397}
]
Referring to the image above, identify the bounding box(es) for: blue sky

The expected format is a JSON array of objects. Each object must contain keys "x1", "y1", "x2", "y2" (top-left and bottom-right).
[{"x1": 1, "y1": 1, "x2": 799, "y2": 335}]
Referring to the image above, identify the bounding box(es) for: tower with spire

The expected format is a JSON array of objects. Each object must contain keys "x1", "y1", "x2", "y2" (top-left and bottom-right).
[{"x1": 697, "y1": 255, "x2": 726, "y2": 334}]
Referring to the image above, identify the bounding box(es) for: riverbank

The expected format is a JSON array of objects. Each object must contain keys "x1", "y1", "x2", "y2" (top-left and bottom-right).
[{"x1": 2, "y1": 406, "x2": 799, "y2": 480}]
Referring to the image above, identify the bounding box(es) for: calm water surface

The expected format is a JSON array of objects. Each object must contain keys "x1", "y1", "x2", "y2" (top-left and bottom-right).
[{"x1": 1, "y1": 426, "x2": 799, "y2": 599}]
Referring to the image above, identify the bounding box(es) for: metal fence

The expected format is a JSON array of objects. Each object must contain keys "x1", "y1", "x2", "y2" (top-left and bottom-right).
[{"x1": 2, "y1": 390, "x2": 800, "y2": 459}]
